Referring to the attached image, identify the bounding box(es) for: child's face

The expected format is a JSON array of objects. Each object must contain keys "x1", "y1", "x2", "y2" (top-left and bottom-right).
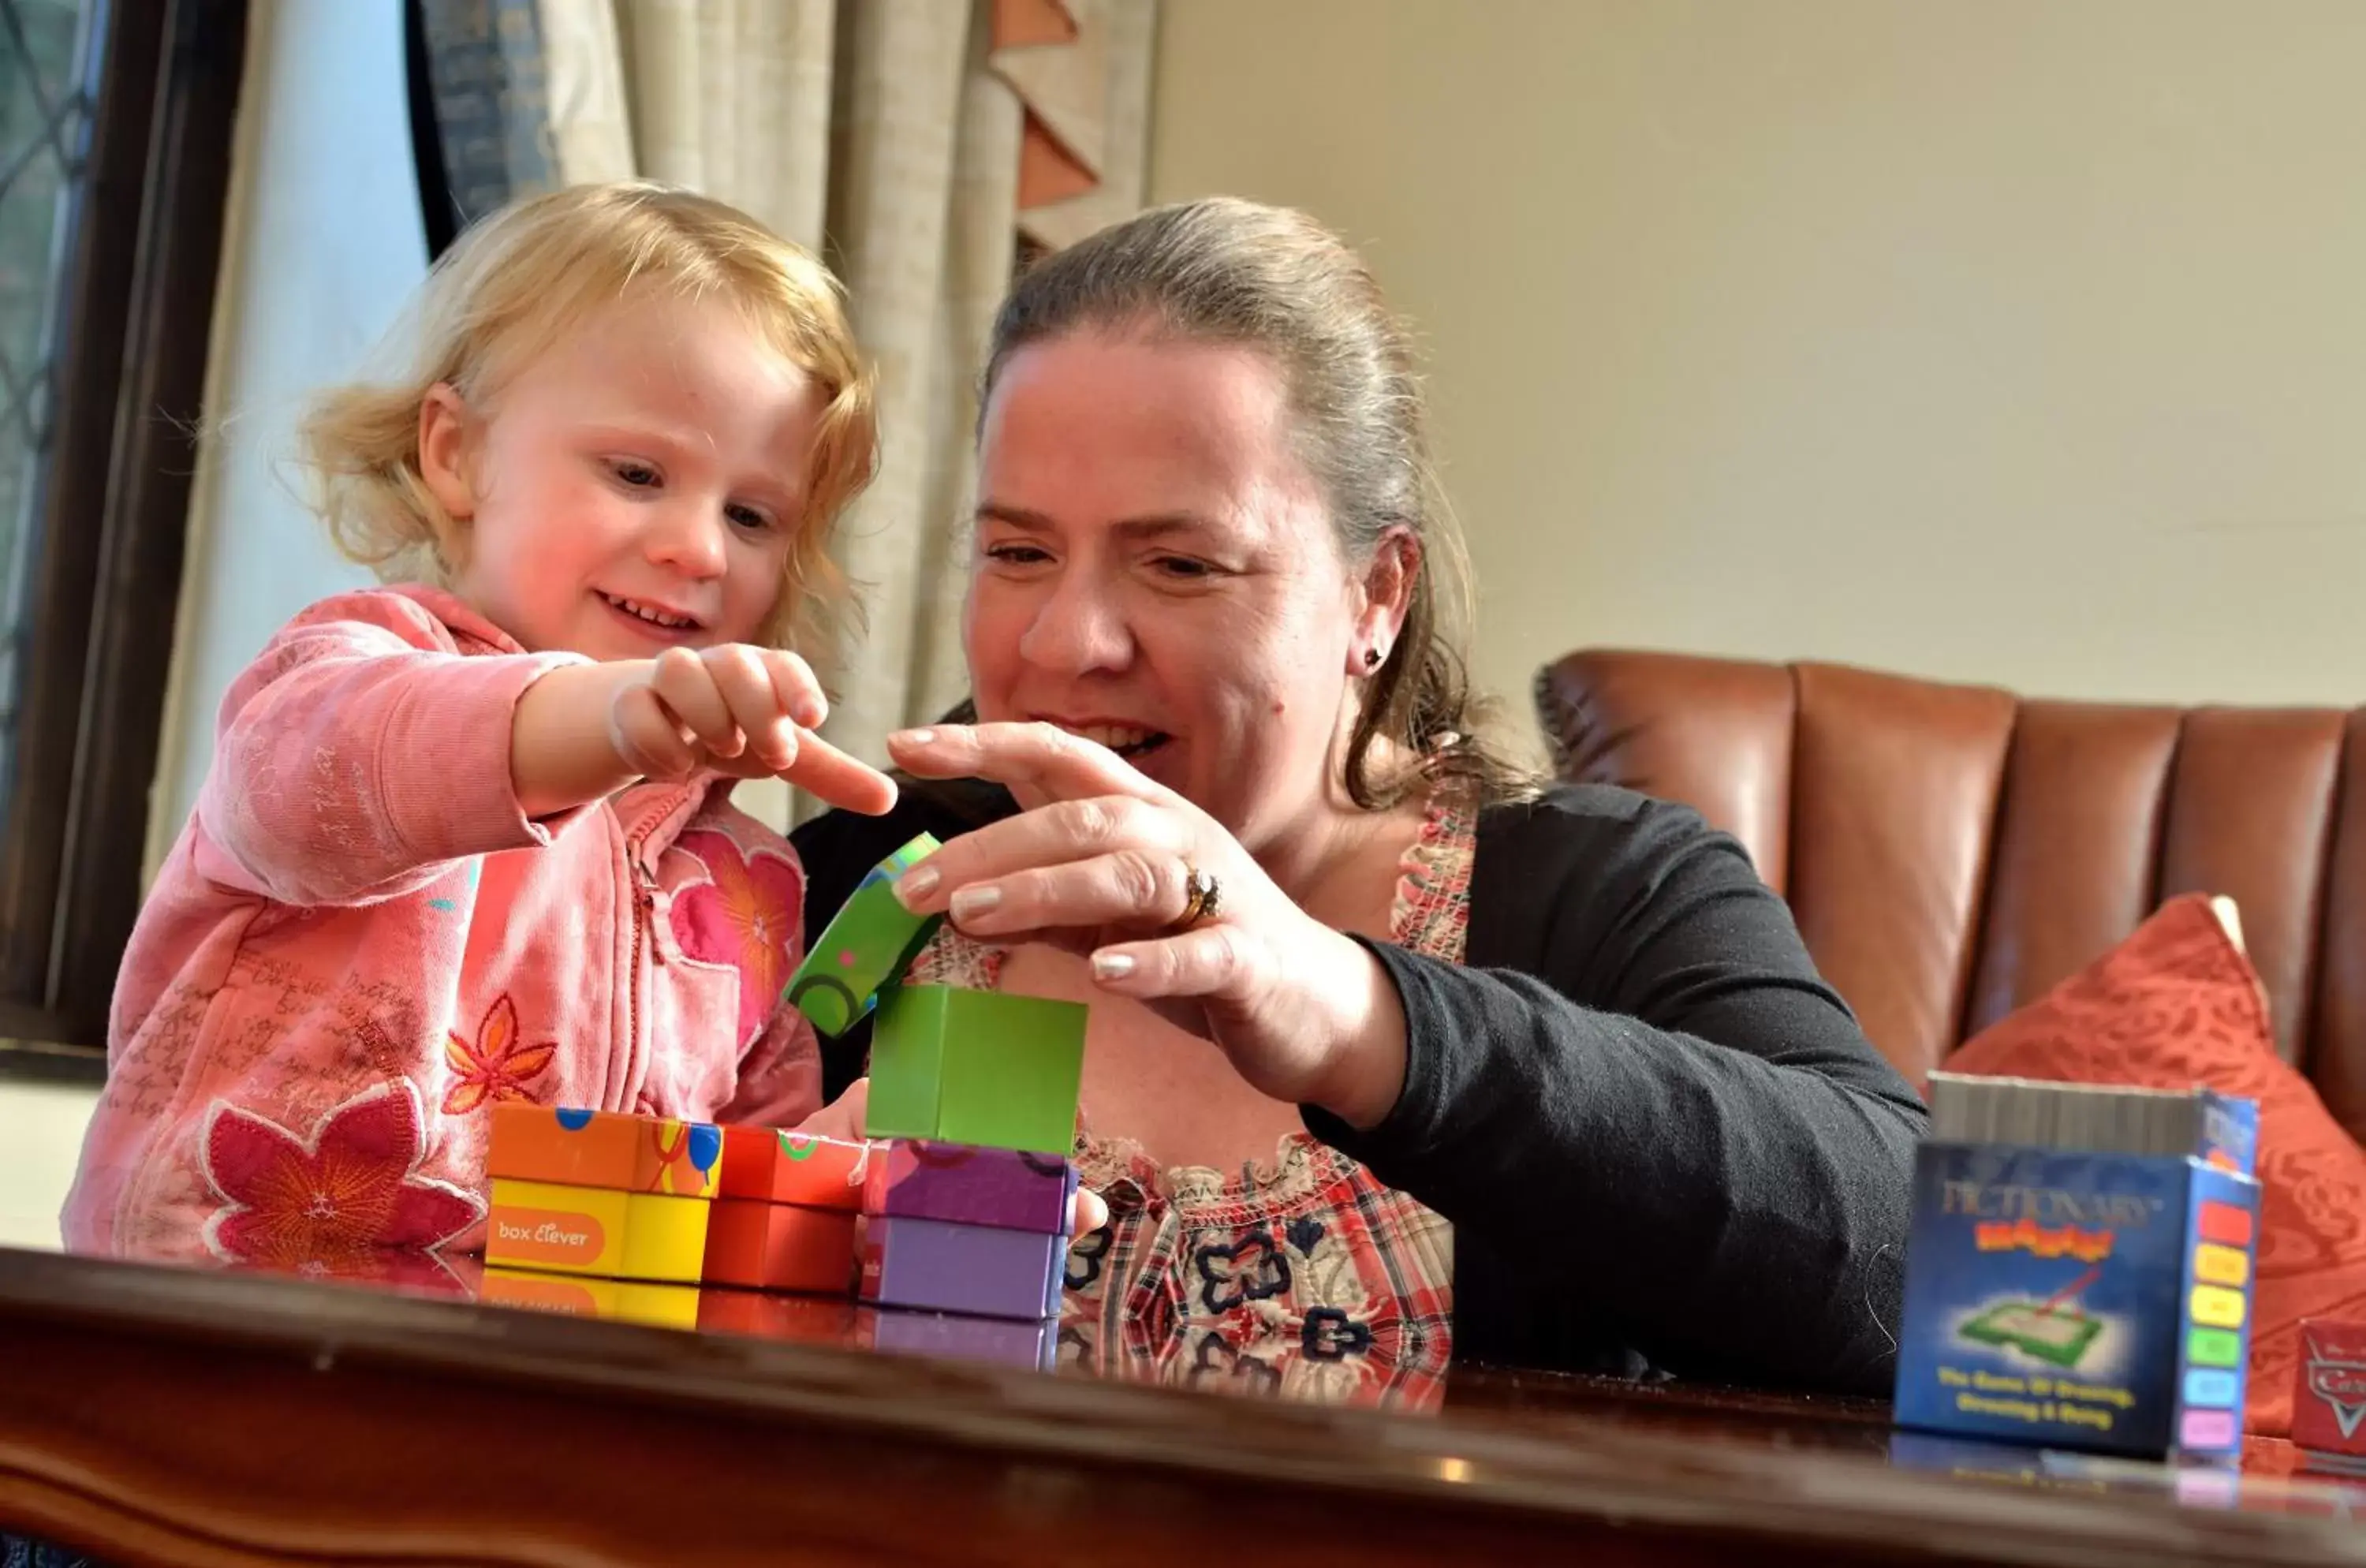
[{"x1": 426, "y1": 291, "x2": 822, "y2": 661}]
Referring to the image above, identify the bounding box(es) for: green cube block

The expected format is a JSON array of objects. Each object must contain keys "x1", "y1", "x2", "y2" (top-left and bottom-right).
[
  {"x1": 865, "y1": 984, "x2": 1087, "y2": 1154},
  {"x1": 785, "y1": 834, "x2": 942, "y2": 1036}
]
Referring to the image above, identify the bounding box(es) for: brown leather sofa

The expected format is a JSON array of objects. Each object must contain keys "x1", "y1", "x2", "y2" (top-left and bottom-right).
[{"x1": 1536, "y1": 651, "x2": 2366, "y2": 1144}]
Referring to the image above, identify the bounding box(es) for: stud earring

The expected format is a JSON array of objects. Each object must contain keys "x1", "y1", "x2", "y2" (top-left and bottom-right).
[{"x1": 1364, "y1": 648, "x2": 1383, "y2": 669}]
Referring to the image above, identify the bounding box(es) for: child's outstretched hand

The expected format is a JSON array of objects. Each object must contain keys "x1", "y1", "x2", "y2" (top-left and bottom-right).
[
  {"x1": 512, "y1": 648, "x2": 897, "y2": 818},
  {"x1": 610, "y1": 645, "x2": 894, "y2": 814}
]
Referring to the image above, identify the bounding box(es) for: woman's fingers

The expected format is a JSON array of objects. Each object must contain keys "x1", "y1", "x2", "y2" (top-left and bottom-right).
[
  {"x1": 896, "y1": 793, "x2": 1186, "y2": 914},
  {"x1": 887, "y1": 722, "x2": 1170, "y2": 805},
  {"x1": 1087, "y1": 923, "x2": 1260, "y2": 1001},
  {"x1": 940, "y1": 848, "x2": 1196, "y2": 937}
]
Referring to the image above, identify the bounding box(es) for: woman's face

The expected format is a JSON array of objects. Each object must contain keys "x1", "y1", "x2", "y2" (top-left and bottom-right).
[{"x1": 965, "y1": 333, "x2": 1385, "y2": 847}]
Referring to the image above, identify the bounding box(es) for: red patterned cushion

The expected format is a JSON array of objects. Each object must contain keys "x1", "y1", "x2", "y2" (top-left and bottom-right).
[{"x1": 1943, "y1": 892, "x2": 2366, "y2": 1437}]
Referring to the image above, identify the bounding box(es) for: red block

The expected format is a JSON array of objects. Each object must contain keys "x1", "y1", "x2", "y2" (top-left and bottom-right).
[
  {"x1": 701, "y1": 1198, "x2": 857, "y2": 1294},
  {"x1": 717, "y1": 1125, "x2": 871, "y2": 1211},
  {"x1": 2291, "y1": 1317, "x2": 2366, "y2": 1464}
]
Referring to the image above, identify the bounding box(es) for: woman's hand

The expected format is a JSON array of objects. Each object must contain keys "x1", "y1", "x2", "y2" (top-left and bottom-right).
[
  {"x1": 512, "y1": 648, "x2": 898, "y2": 818},
  {"x1": 883, "y1": 723, "x2": 1409, "y2": 1129}
]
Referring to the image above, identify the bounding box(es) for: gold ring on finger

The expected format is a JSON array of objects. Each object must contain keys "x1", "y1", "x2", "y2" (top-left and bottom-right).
[{"x1": 1176, "y1": 864, "x2": 1222, "y2": 929}]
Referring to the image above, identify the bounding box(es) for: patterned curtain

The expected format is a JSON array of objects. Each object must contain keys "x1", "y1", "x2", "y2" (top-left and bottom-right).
[{"x1": 409, "y1": 0, "x2": 1159, "y2": 829}]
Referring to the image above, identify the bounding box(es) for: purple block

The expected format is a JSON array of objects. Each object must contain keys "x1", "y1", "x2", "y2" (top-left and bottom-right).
[
  {"x1": 858, "y1": 1306, "x2": 1058, "y2": 1371},
  {"x1": 859, "y1": 1215, "x2": 1065, "y2": 1320},
  {"x1": 862, "y1": 1139, "x2": 1077, "y2": 1234}
]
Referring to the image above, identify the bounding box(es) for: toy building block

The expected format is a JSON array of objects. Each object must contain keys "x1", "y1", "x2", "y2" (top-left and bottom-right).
[
  {"x1": 701, "y1": 1198, "x2": 859, "y2": 1294},
  {"x1": 856, "y1": 1305, "x2": 1058, "y2": 1371},
  {"x1": 484, "y1": 1178, "x2": 711, "y2": 1283},
  {"x1": 864, "y1": 986, "x2": 1087, "y2": 1154},
  {"x1": 863, "y1": 1139, "x2": 1077, "y2": 1234},
  {"x1": 859, "y1": 1214, "x2": 1066, "y2": 1320},
  {"x1": 717, "y1": 1124, "x2": 871, "y2": 1210},
  {"x1": 698, "y1": 1290, "x2": 859, "y2": 1345},
  {"x1": 785, "y1": 833, "x2": 944, "y2": 1036},
  {"x1": 480, "y1": 1265, "x2": 703, "y2": 1331},
  {"x1": 485, "y1": 1104, "x2": 724, "y2": 1198}
]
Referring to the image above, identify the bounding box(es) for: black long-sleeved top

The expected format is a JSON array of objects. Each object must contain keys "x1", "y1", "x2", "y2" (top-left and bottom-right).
[{"x1": 791, "y1": 781, "x2": 1928, "y2": 1396}]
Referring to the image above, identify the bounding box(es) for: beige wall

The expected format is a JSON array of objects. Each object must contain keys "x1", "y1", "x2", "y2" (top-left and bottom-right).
[
  {"x1": 1148, "y1": 0, "x2": 2366, "y2": 725},
  {"x1": 0, "y1": 1083, "x2": 94, "y2": 1249}
]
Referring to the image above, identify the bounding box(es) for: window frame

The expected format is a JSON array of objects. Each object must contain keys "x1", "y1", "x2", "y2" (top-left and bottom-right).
[{"x1": 0, "y1": 0, "x2": 249, "y2": 1083}]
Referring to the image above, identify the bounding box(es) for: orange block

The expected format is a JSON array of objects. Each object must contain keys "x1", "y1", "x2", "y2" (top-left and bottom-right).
[
  {"x1": 717, "y1": 1124, "x2": 871, "y2": 1211},
  {"x1": 702, "y1": 1198, "x2": 858, "y2": 1294},
  {"x1": 487, "y1": 1104, "x2": 723, "y2": 1197}
]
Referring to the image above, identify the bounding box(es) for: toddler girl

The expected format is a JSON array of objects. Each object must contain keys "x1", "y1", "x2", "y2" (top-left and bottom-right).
[{"x1": 62, "y1": 182, "x2": 895, "y2": 1273}]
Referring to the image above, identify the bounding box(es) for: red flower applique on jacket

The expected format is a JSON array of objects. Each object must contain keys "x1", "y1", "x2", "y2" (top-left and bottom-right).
[
  {"x1": 199, "y1": 1079, "x2": 481, "y2": 1272},
  {"x1": 668, "y1": 827, "x2": 804, "y2": 1047},
  {"x1": 442, "y1": 992, "x2": 555, "y2": 1115}
]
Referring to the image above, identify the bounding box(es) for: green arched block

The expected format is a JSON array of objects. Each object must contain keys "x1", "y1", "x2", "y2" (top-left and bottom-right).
[{"x1": 783, "y1": 833, "x2": 944, "y2": 1037}]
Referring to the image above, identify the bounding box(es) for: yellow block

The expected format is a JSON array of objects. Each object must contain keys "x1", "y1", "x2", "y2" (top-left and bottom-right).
[
  {"x1": 2189, "y1": 1283, "x2": 2247, "y2": 1329},
  {"x1": 484, "y1": 1178, "x2": 711, "y2": 1284},
  {"x1": 2193, "y1": 1242, "x2": 2251, "y2": 1288},
  {"x1": 480, "y1": 1266, "x2": 702, "y2": 1330}
]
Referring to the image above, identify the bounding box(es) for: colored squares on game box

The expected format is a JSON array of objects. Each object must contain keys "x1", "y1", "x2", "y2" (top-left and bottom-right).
[
  {"x1": 2189, "y1": 1284, "x2": 2247, "y2": 1330},
  {"x1": 702, "y1": 1198, "x2": 858, "y2": 1294},
  {"x1": 859, "y1": 1215, "x2": 1066, "y2": 1320},
  {"x1": 480, "y1": 1265, "x2": 702, "y2": 1330},
  {"x1": 864, "y1": 985, "x2": 1087, "y2": 1154},
  {"x1": 716, "y1": 1124, "x2": 870, "y2": 1210},
  {"x1": 784, "y1": 833, "x2": 944, "y2": 1037},
  {"x1": 2186, "y1": 1327, "x2": 2244, "y2": 1367},
  {"x1": 862, "y1": 1140, "x2": 1077, "y2": 1234},
  {"x1": 484, "y1": 1178, "x2": 711, "y2": 1283},
  {"x1": 484, "y1": 1103, "x2": 724, "y2": 1198},
  {"x1": 2178, "y1": 1410, "x2": 2237, "y2": 1451},
  {"x1": 2196, "y1": 1200, "x2": 2253, "y2": 1248},
  {"x1": 2192, "y1": 1242, "x2": 2250, "y2": 1288}
]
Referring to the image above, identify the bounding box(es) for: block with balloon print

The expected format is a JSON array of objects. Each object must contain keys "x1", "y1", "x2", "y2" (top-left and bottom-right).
[
  {"x1": 856, "y1": 1137, "x2": 1079, "y2": 1321},
  {"x1": 482, "y1": 1105, "x2": 726, "y2": 1285},
  {"x1": 699, "y1": 1123, "x2": 871, "y2": 1294}
]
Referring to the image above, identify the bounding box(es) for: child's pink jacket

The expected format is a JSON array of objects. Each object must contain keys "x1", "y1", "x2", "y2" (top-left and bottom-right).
[{"x1": 62, "y1": 586, "x2": 824, "y2": 1271}]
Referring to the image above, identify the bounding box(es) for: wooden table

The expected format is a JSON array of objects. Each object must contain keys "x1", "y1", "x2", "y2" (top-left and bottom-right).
[{"x1": 2, "y1": 1245, "x2": 2361, "y2": 1567}]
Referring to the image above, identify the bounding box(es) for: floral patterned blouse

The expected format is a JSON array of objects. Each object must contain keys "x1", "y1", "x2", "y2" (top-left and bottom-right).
[{"x1": 905, "y1": 793, "x2": 1476, "y2": 1409}]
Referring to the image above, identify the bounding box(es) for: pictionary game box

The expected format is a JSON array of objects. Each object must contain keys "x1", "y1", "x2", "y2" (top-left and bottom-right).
[{"x1": 1891, "y1": 1073, "x2": 2262, "y2": 1462}]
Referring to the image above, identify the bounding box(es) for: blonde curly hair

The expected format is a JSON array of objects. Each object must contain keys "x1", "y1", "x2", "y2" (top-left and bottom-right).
[{"x1": 298, "y1": 181, "x2": 875, "y2": 654}]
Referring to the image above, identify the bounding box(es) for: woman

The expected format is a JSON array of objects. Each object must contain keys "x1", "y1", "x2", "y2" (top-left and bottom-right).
[{"x1": 793, "y1": 198, "x2": 1926, "y2": 1398}]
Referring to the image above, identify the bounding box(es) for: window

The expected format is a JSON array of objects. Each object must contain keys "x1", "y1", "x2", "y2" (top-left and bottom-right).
[{"x1": 0, "y1": 0, "x2": 246, "y2": 1081}]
